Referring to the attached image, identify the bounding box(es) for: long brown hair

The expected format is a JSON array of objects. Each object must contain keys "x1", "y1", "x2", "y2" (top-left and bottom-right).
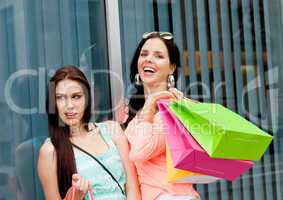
[{"x1": 46, "y1": 66, "x2": 92, "y2": 198}]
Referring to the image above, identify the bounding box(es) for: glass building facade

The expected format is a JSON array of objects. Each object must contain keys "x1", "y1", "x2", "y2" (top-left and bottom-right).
[{"x1": 0, "y1": 0, "x2": 282, "y2": 199}]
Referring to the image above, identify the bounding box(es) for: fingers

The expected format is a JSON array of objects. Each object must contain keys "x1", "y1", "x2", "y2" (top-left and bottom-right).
[
  {"x1": 88, "y1": 122, "x2": 96, "y2": 131},
  {"x1": 87, "y1": 181, "x2": 92, "y2": 190},
  {"x1": 72, "y1": 173, "x2": 81, "y2": 183},
  {"x1": 72, "y1": 174, "x2": 91, "y2": 193},
  {"x1": 80, "y1": 179, "x2": 89, "y2": 192},
  {"x1": 168, "y1": 88, "x2": 199, "y2": 103},
  {"x1": 168, "y1": 88, "x2": 184, "y2": 100}
]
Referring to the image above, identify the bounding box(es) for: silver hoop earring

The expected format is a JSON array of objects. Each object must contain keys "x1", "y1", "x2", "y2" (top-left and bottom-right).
[
  {"x1": 167, "y1": 74, "x2": 175, "y2": 88},
  {"x1": 135, "y1": 74, "x2": 142, "y2": 86}
]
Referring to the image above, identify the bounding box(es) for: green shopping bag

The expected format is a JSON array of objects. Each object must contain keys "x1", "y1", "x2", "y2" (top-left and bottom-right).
[{"x1": 168, "y1": 99, "x2": 273, "y2": 160}]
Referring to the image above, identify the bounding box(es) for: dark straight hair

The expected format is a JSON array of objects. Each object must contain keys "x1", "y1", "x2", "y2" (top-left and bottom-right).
[
  {"x1": 123, "y1": 33, "x2": 181, "y2": 128},
  {"x1": 46, "y1": 66, "x2": 92, "y2": 198}
]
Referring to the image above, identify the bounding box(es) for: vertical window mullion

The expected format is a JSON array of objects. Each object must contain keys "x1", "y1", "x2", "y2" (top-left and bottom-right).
[
  {"x1": 263, "y1": 0, "x2": 283, "y2": 199},
  {"x1": 184, "y1": 0, "x2": 198, "y2": 99},
  {"x1": 253, "y1": 0, "x2": 274, "y2": 199},
  {"x1": 196, "y1": 0, "x2": 211, "y2": 103},
  {"x1": 171, "y1": 0, "x2": 186, "y2": 91}
]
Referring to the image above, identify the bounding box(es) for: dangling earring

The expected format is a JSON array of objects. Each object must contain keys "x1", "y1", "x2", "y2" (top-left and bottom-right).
[
  {"x1": 167, "y1": 74, "x2": 175, "y2": 88},
  {"x1": 135, "y1": 74, "x2": 142, "y2": 86}
]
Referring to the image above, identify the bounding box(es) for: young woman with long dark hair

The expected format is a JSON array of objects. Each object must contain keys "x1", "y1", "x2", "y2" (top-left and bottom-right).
[
  {"x1": 38, "y1": 66, "x2": 140, "y2": 200},
  {"x1": 123, "y1": 32, "x2": 200, "y2": 200}
]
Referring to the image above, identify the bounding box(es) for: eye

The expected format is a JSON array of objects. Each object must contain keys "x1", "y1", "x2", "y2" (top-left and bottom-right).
[
  {"x1": 73, "y1": 94, "x2": 82, "y2": 99},
  {"x1": 140, "y1": 51, "x2": 148, "y2": 57},
  {"x1": 156, "y1": 54, "x2": 164, "y2": 59},
  {"x1": 56, "y1": 95, "x2": 65, "y2": 101}
]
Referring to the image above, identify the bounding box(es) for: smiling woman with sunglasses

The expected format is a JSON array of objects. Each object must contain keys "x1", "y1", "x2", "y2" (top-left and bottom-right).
[{"x1": 123, "y1": 32, "x2": 200, "y2": 200}]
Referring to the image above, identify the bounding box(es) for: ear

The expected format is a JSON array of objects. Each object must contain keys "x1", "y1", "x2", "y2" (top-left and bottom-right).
[{"x1": 170, "y1": 64, "x2": 176, "y2": 74}]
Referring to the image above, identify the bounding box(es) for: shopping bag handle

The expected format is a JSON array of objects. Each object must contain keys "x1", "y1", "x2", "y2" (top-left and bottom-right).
[
  {"x1": 64, "y1": 186, "x2": 95, "y2": 200},
  {"x1": 183, "y1": 97, "x2": 199, "y2": 104}
]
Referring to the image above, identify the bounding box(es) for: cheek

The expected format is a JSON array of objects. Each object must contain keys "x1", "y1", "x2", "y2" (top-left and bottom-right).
[
  {"x1": 163, "y1": 60, "x2": 172, "y2": 71},
  {"x1": 57, "y1": 106, "x2": 66, "y2": 121},
  {"x1": 77, "y1": 98, "x2": 87, "y2": 113},
  {"x1": 137, "y1": 59, "x2": 143, "y2": 72},
  {"x1": 159, "y1": 58, "x2": 170, "y2": 66},
  {"x1": 56, "y1": 101, "x2": 65, "y2": 114}
]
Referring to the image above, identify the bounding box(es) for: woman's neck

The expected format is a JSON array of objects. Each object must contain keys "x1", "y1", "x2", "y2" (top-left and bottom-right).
[
  {"x1": 143, "y1": 82, "x2": 167, "y2": 98},
  {"x1": 70, "y1": 123, "x2": 87, "y2": 137}
]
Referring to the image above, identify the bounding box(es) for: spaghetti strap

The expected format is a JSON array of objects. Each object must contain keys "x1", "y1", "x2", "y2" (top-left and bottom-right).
[{"x1": 96, "y1": 123, "x2": 113, "y2": 146}]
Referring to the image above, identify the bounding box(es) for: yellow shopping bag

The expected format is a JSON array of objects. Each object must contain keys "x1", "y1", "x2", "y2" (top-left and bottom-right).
[{"x1": 166, "y1": 144, "x2": 219, "y2": 184}]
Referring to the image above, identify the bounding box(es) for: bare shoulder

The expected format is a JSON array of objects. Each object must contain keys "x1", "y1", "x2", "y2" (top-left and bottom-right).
[
  {"x1": 103, "y1": 120, "x2": 127, "y2": 144},
  {"x1": 38, "y1": 140, "x2": 56, "y2": 160}
]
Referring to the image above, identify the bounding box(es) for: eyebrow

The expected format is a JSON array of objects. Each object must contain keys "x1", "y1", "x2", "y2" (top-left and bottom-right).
[
  {"x1": 141, "y1": 49, "x2": 165, "y2": 54},
  {"x1": 55, "y1": 91, "x2": 83, "y2": 96}
]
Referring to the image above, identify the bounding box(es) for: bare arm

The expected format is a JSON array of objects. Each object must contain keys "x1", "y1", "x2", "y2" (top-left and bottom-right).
[
  {"x1": 106, "y1": 121, "x2": 141, "y2": 200},
  {"x1": 37, "y1": 141, "x2": 62, "y2": 200}
]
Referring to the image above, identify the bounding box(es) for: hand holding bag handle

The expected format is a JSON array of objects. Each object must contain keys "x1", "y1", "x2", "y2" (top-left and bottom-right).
[{"x1": 64, "y1": 186, "x2": 95, "y2": 200}]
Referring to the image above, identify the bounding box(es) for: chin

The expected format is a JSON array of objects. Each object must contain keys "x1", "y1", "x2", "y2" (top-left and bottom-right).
[
  {"x1": 142, "y1": 79, "x2": 157, "y2": 86},
  {"x1": 143, "y1": 80, "x2": 165, "y2": 88},
  {"x1": 63, "y1": 118, "x2": 81, "y2": 127}
]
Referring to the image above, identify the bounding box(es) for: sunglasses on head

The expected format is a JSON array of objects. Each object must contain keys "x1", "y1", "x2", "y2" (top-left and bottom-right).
[{"x1": 142, "y1": 31, "x2": 173, "y2": 40}]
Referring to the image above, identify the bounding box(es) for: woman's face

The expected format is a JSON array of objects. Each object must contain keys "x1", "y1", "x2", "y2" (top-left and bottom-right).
[
  {"x1": 55, "y1": 79, "x2": 86, "y2": 127},
  {"x1": 137, "y1": 38, "x2": 175, "y2": 88}
]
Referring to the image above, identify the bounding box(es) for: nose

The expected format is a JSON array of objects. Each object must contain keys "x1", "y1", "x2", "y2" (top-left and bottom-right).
[
  {"x1": 66, "y1": 98, "x2": 74, "y2": 110},
  {"x1": 144, "y1": 54, "x2": 154, "y2": 63}
]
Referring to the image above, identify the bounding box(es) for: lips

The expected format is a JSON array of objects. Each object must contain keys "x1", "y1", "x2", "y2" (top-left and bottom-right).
[
  {"x1": 65, "y1": 112, "x2": 77, "y2": 119},
  {"x1": 142, "y1": 66, "x2": 157, "y2": 77},
  {"x1": 143, "y1": 66, "x2": 156, "y2": 73}
]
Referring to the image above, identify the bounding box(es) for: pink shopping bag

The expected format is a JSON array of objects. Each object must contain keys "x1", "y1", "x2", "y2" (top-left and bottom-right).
[
  {"x1": 166, "y1": 143, "x2": 220, "y2": 183},
  {"x1": 158, "y1": 100, "x2": 253, "y2": 181}
]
